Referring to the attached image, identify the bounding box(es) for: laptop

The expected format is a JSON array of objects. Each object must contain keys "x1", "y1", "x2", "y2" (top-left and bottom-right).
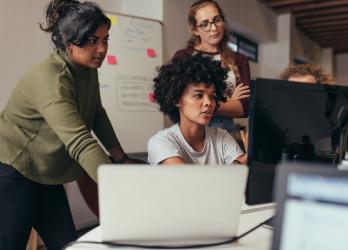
[
  {"x1": 272, "y1": 162, "x2": 348, "y2": 250},
  {"x1": 98, "y1": 164, "x2": 248, "y2": 243}
]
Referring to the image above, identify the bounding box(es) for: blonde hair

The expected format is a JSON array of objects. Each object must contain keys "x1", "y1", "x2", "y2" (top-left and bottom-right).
[
  {"x1": 187, "y1": 0, "x2": 240, "y2": 80},
  {"x1": 280, "y1": 64, "x2": 336, "y2": 84}
]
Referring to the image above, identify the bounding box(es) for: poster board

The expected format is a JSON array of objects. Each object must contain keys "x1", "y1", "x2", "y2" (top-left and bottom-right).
[{"x1": 98, "y1": 13, "x2": 163, "y2": 153}]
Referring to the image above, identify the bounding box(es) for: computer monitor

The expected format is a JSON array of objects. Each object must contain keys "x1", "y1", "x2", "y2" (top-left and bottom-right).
[{"x1": 246, "y1": 78, "x2": 348, "y2": 205}]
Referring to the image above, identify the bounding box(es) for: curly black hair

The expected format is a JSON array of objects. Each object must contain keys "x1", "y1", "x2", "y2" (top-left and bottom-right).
[{"x1": 154, "y1": 53, "x2": 228, "y2": 123}]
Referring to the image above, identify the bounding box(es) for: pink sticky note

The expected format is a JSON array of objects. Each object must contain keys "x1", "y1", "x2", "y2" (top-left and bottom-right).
[
  {"x1": 148, "y1": 92, "x2": 156, "y2": 103},
  {"x1": 107, "y1": 55, "x2": 117, "y2": 65},
  {"x1": 147, "y1": 48, "x2": 157, "y2": 58}
]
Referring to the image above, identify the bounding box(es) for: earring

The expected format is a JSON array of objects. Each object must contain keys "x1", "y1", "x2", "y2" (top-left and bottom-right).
[{"x1": 65, "y1": 46, "x2": 72, "y2": 57}]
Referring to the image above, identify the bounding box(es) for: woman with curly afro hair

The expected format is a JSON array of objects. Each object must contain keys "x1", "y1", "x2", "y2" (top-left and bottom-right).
[{"x1": 148, "y1": 54, "x2": 247, "y2": 165}]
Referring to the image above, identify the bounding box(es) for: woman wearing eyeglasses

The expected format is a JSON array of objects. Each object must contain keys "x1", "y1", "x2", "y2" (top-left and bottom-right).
[{"x1": 173, "y1": 0, "x2": 251, "y2": 133}]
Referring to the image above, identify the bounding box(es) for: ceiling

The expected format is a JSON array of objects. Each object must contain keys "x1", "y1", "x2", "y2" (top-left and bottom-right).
[{"x1": 260, "y1": 0, "x2": 348, "y2": 54}]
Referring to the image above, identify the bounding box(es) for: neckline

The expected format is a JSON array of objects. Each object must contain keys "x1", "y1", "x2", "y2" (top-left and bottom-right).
[
  {"x1": 193, "y1": 48, "x2": 221, "y2": 56},
  {"x1": 56, "y1": 49, "x2": 89, "y2": 77},
  {"x1": 175, "y1": 123, "x2": 207, "y2": 154}
]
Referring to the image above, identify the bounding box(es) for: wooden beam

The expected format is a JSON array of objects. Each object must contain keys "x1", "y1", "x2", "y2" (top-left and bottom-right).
[
  {"x1": 300, "y1": 19, "x2": 348, "y2": 29},
  {"x1": 306, "y1": 27, "x2": 348, "y2": 36},
  {"x1": 266, "y1": 0, "x2": 317, "y2": 8},
  {"x1": 311, "y1": 35, "x2": 348, "y2": 42},
  {"x1": 272, "y1": 0, "x2": 348, "y2": 13},
  {"x1": 295, "y1": 5, "x2": 348, "y2": 18},
  {"x1": 308, "y1": 30, "x2": 348, "y2": 38},
  {"x1": 297, "y1": 13, "x2": 348, "y2": 25},
  {"x1": 302, "y1": 24, "x2": 348, "y2": 33},
  {"x1": 317, "y1": 35, "x2": 348, "y2": 42}
]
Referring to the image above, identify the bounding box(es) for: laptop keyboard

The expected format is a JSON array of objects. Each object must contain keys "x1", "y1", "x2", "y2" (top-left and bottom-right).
[{"x1": 241, "y1": 202, "x2": 276, "y2": 214}]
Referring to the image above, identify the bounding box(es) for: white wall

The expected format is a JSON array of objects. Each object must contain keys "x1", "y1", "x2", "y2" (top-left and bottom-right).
[
  {"x1": 120, "y1": 0, "x2": 163, "y2": 21},
  {"x1": 291, "y1": 16, "x2": 323, "y2": 65},
  {"x1": 335, "y1": 53, "x2": 348, "y2": 85},
  {"x1": 259, "y1": 14, "x2": 291, "y2": 79},
  {"x1": 0, "y1": 0, "x2": 51, "y2": 109},
  {"x1": 321, "y1": 48, "x2": 334, "y2": 75}
]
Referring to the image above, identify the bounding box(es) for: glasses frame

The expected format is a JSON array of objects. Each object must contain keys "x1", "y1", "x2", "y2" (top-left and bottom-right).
[{"x1": 197, "y1": 15, "x2": 224, "y2": 32}]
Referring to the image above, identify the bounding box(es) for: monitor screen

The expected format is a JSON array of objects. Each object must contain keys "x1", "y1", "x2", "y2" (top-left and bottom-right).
[
  {"x1": 272, "y1": 163, "x2": 348, "y2": 250},
  {"x1": 246, "y1": 78, "x2": 348, "y2": 205}
]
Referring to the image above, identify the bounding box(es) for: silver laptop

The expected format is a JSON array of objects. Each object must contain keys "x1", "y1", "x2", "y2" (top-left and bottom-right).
[
  {"x1": 98, "y1": 164, "x2": 248, "y2": 243},
  {"x1": 272, "y1": 162, "x2": 348, "y2": 250}
]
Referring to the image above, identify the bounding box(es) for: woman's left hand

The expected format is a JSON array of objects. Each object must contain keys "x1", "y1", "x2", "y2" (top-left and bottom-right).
[{"x1": 231, "y1": 83, "x2": 250, "y2": 101}]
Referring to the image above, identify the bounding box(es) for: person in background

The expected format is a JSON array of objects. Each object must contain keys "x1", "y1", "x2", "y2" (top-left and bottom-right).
[
  {"x1": 173, "y1": 0, "x2": 251, "y2": 133},
  {"x1": 280, "y1": 63, "x2": 336, "y2": 84},
  {"x1": 0, "y1": 0, "x2": 141, "y2": 249},
  {"x1": 148, "y1": 53, "x2": 247, "y2": 165}
]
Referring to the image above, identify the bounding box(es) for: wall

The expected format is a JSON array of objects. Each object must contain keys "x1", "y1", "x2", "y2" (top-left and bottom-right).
[
  {"x1": 259, "y1": 14, "x2": 291, "y2": 79},
  {"x1": 0, "y1": 0, "x2": 51, "y2": 109},
  {"x1": 291, "y1": 16, "x2": 323, "y2": 65},
  {"x1": 120, "y1": 0, "x2": 163, "y2": 21},
  {"x1": 335, "y1": 53, "x2": 348, "y2": 85},
  {"x1": 321, "y1": 48, "x2": 334, "y2": 75}
]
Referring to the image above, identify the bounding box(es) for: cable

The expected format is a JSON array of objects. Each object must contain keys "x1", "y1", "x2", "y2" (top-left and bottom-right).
[{"x1": 62, "y1": 216, "x2": 274, "y2": 249}]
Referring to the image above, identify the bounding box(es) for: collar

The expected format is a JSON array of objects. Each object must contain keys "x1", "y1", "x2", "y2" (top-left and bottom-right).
[{"x1": 56, "y1": 49, "x2": 89, "y2": 78}]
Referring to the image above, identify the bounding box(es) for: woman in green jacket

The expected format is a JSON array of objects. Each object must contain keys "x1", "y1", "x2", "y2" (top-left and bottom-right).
[{"x1": 0, "y1": 0, "x2": 136, "y2": 249}]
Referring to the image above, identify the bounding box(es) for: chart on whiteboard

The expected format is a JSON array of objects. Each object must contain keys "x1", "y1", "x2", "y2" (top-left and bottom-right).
[{"x1": 97, "y1": 13, "x2": 163, "y2": 153}]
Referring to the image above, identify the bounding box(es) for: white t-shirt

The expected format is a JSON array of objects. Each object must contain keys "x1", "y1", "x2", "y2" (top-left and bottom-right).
[{"x1": 147, "y1": 124, "x2": 244, "y2": 165}]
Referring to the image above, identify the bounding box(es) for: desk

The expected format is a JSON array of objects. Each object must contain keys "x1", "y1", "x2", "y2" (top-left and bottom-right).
[{"x1": 65, "y1": 209, "x2": 274, "y2": 250}]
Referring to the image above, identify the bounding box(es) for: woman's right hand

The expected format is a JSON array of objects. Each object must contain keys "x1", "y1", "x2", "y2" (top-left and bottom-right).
[{"x1": 231, "y1": 83, "x2": 250, "y2": 101}]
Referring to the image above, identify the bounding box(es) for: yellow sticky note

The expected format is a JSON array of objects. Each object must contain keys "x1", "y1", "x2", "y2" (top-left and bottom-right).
[{"x1": 108, "y1": 15, "x2": 117, "y2": 26}]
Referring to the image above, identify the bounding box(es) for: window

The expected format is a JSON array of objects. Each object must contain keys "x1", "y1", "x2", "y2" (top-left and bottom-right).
[{"x1": 228, "y1": 32, "x2": 258, "y2": 62}]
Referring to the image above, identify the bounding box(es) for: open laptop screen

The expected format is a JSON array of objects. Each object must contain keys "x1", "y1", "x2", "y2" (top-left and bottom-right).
[
  {"x1": 98, "y1": 164, "x2": 248, "y2": 243},
  {"x1": 273, "y1": 163, "x2": 348, "y2": 250}
]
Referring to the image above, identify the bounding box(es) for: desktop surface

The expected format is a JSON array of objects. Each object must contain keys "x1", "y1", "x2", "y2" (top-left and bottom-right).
[{"x1": 65, "y1": 208, "x2": 275, "y2": 250}]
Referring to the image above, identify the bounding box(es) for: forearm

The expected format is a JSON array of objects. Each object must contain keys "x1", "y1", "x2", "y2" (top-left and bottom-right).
[
  {"x1": 235, "y1": 154, "x2": 248, "y2": 165},
  {"x1": 108, "y1": 146, "x2": 146, "y2": 164},
  {"x1": 216, "y1": 100, "x2": 245, "y2": 118},
  {"x1": 108, "y1": 146, "x2": 127, "y2": 162},
  {"x1": 161, "y1": 157, "x2": 186, "y2": 165}
]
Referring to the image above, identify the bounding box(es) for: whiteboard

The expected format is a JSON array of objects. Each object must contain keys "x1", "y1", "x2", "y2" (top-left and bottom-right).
[{"x1": 98, "y1": 13, "x2": 163, "y2": 153}]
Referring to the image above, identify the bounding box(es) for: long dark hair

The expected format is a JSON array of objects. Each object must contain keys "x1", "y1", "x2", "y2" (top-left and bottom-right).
[
  {"x1": 40, "y1": 0, "x2": 111, "y2": 50},
  {"x1": 187, "y1": 0, "x2": 240, "y2": 79}
]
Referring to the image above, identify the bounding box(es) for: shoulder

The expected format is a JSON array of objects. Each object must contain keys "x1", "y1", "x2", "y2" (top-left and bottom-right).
[
  {"x1": 17, "y1": 52, "x2": 76, "y2": 104},
  {"x1": 149, "y1": 124, "x2": 179, "y2": 145},
  {"x1": 206, "y1": 126, "x2": 230, "y2": 138},
  {"x1": 172, "y1": 47, "x2": 194, "y2": 60},
  {"x1": 25, "y1": 51, "x2": 72, "y2": 86},
  {"x1": 234, "y1": 51, "x2": 249, "y2": 65},
  {"x1": 206, "y1": 127, "x2": 233, "y2": 140}
]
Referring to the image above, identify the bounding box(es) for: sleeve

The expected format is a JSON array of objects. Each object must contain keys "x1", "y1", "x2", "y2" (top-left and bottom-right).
[
  {"x1": 92, "y1": 86, "x2": 121, "y2": 150},
  {"x1": 220, "y1": 129, "x2": 244, "y2": 165},
  {"x1": 172, "y1": 47, "x2": 193, "y2": 61},
  {"x1": 236, "y1": 52, "x2": 251, "y2": 117},
  {"x1": 29, "y1": 72, "x2": 111, "y2": 183},
  {"x1": 147, "y1": 132, "x2": 182, "y2": 164}
]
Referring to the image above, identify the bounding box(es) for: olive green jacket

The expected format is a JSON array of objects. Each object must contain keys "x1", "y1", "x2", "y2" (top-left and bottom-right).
[{"x1": 0, "y1": 50, "x2": 119, "y2": 184}]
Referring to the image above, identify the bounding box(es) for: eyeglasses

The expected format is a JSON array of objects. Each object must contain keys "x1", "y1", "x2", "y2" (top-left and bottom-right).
[{"x1": 197, "y1": 15, "x2": 224, "y2": 32}]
